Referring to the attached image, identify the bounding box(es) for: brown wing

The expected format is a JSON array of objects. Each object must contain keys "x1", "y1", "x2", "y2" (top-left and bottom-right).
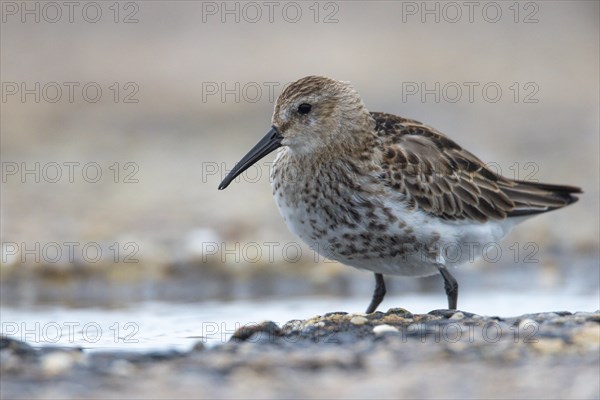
[{"x1": 371, "y1": 112, "x2": 581, "y2": 222}]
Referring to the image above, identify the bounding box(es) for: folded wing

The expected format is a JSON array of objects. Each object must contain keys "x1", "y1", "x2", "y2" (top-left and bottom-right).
[{"x1": 372, "y1": 112, "x2": 581, "y2": 223}]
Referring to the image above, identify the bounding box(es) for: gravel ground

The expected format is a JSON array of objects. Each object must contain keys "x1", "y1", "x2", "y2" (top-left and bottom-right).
[{"x1": 2, "y1": 309, "x2": 599, "y2": 399}]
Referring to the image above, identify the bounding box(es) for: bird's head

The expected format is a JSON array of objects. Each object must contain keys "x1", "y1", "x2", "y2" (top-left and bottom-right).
[{"x1": 219, "y1": 76, "x2": 371, "y2": 190}]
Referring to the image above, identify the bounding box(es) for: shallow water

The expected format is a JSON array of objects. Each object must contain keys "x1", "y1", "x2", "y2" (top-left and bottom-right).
[{"x1": 2, "y1": 291, "x2": 598, "y2": 352}]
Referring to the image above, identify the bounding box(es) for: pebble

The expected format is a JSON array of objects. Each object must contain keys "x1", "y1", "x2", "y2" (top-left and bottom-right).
[
  {"x1": 373, "y1": 324, "x2": 399, "y2": 335},
  {"x1": 192, "y1": 341, "x2": 205, "y2": 352},
  {"x1": 450, "y1": 312, "x2": 465, "y2": 320},
  {"x1": 350, "y1": 316, "x2": 369, "y2": 326},
  {"x1": 231, "y1": 321, "x2": 281, "y2": 342},
  {"x1": 386, "y1": 308, "x2": 413, "y2": 318},
  {"x1": 41, "y1": 352, "x2": 80, "y2": 376}
]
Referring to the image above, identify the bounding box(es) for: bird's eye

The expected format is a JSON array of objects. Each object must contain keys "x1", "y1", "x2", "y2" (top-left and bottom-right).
[{"x1": 297, "y1": 103, "x2": 312, "y2": 115}]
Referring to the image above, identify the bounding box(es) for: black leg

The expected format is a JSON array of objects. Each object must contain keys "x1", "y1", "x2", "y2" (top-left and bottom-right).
[
  {"x1": 436, "y1": 265, "x2": 458, "y2": 310},
  {"x1": 365, "y1": 273, "x2": 386, "y2": 313}
]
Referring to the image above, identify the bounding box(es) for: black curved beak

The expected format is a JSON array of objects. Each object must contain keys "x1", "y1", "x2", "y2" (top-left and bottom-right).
[{"x1": 218, "y1": 126, "x2": 283, "y2": 190}]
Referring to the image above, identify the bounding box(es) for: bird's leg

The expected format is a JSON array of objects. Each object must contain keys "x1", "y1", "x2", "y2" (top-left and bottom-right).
[
  {"x1": 436, "y1": 264, "x2": 458, "y2": 310},
  {"x1": 365, "y1": 273, "x2": 386, "y2": 313}
]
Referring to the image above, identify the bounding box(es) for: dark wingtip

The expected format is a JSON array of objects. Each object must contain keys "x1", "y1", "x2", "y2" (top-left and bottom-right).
[
  {"x1": 505, "y1": 182, "x2": 583, "y2": 218},
  {"x1": 565, "y1": 192, "x2": 580, "y2": 205},
  {"x1": 547, "y1": 184, "x2": 582, "y2": 206}
]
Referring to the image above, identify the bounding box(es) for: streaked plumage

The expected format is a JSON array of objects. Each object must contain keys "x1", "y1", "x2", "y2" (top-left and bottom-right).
[
  {"x1": 219, "y1": 75, "x2": 581, "y2": 312},
  {"x1": 370, "y1": 111, "x2": 580, "y2": 221}
]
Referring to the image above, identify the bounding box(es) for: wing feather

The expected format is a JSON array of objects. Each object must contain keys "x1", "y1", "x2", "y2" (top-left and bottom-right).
[{"x1": 371, "y1": 112, "x2": 581, "y2": 222}]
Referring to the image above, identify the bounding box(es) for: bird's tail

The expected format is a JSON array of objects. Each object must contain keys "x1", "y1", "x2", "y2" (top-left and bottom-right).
[{"x1": 501, "y1": 180, "x2": 582, "y2": 217}]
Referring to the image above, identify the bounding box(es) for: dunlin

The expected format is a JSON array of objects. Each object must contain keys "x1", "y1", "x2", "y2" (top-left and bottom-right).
[{"x1": 219, "y1": 76, "x2": 581, "y2": 313}]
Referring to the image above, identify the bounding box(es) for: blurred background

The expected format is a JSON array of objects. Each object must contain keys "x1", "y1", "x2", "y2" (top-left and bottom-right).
[{"x1": 1, "y1": 1, "x2": 598, "y2": 349}]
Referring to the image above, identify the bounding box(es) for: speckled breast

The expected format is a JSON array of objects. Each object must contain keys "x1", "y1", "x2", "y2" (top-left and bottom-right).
[{"x1": 269, "y1": 149, "x2": 443, "y2": 276}]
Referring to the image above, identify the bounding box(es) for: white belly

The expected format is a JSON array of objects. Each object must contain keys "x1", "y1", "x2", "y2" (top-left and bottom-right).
[{"x1": 272, "y1": 184, "x2": 519, "y2": 277}]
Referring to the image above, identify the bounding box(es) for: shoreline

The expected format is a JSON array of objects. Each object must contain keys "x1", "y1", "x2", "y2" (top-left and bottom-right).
[{"x1": 2, "y1": 309, "x2": 599, "y2": 399}]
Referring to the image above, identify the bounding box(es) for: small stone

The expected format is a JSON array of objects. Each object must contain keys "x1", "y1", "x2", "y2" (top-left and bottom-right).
[
  {"x1": 450, "y1": 312, "x2": 465, "y2": 320},
  {"x1": 428, "y1": 309, "x2": 456, "y2": 318},
  {"x1": 350, "y1": 316, "x2": 369, "y2": 326},
  {"x1": 386, "y1": 308, "x2": 413, "y2": 318},
  {"x1": 192, "y1": 341, "x2": 205, "y2": 352},
  {"x1": 230, "y1": 321, "x2": 281, "y2": 342},
  {"x1": 41, "y1": 352, "x2": 77, "y2": 376},
  {"x1": 281, "y1": 319, "x2": 304, "y2": 333},
  {"x1": 373, "y1": 324, "x2": 399, "y2": 335}
]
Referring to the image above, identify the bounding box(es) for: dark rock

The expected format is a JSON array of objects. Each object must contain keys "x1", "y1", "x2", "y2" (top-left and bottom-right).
[
  {"x1": 192, "y1": 341, "x2": 205, "y2": 352},
  {"x1": 386, "y1": 307, "x2": 413, "y2": 317},
  {"x1": 0, "y1": 336, "x2": 37, "y2": 357},
  {"x1": 323, "y1": 311, "x2": 348, "y2": 317},
  {"x1": 230, "y1": 321, "x2": 282, "y2": 342},
  {"x1": 427, "y1": 309, "x2": 456, "y2": 318}
]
